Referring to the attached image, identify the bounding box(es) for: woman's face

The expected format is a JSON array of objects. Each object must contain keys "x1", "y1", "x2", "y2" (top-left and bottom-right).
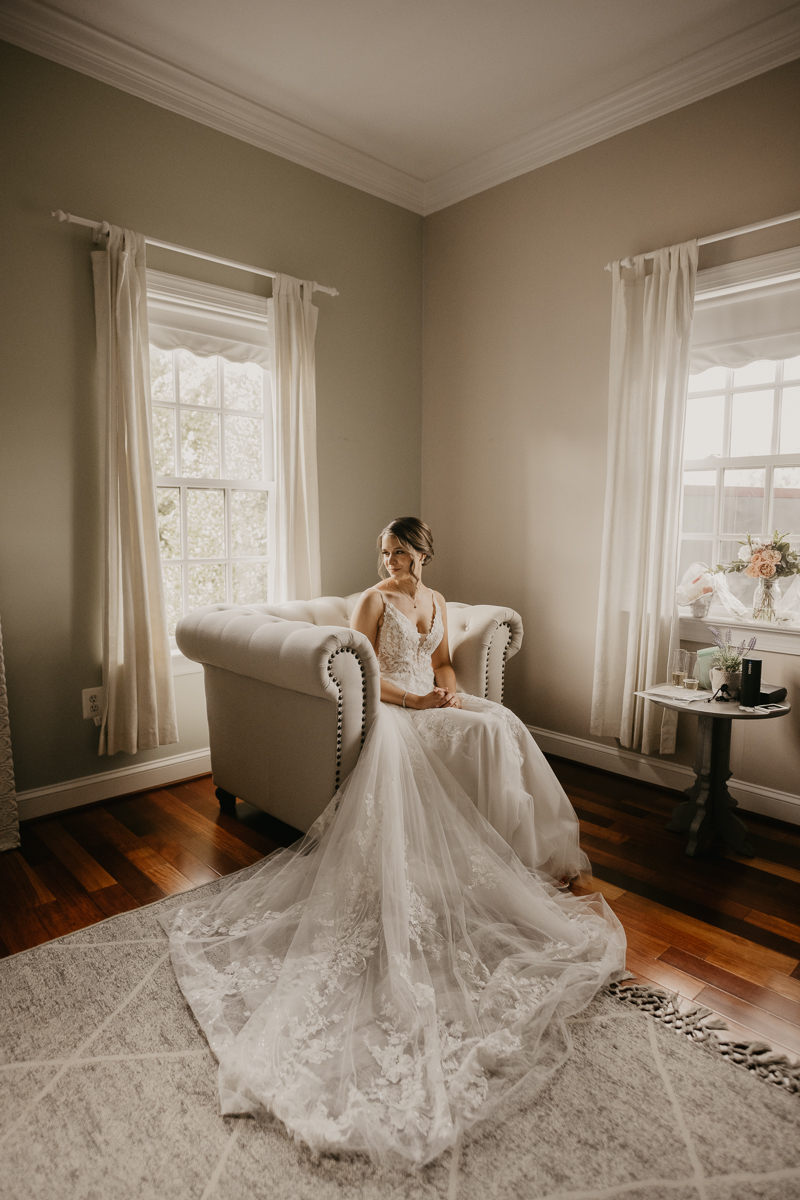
[{"x1": 381, "y1": 535, "x2": 421, "y2": 580}]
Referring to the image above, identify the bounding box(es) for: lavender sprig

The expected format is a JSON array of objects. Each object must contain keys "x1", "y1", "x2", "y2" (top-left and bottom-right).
[{"x1": 707, "y1": 626, "x2": 756, "y2": 670}]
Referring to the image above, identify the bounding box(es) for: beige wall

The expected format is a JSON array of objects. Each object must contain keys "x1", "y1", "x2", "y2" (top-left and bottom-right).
[
  {"x1": 0, "y1": 41, "x2": 422, "y2": 794},
  {"x1": 2, "y1": 37, "x2": 799, "y2": 811},
  {"x1": 422, "y1": 60, "x2": 800, "y2": 803}
]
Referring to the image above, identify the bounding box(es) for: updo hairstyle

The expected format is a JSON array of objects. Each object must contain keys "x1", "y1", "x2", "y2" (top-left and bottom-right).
[{"x1": 377, "y1": 517, "x2": 434, "y2": 581}]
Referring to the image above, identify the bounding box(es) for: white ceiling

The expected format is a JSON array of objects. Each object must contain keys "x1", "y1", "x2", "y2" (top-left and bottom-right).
[{"x1": 2, "y1": 0, "x2": 800, "y2": 212}]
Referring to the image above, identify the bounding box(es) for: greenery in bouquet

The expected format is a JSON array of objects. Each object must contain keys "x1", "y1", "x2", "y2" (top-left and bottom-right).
[
  {"x1": 707, "y1": 625, "x2": 756, "y2": 671},
  {"x1": 716, "y1": 532, "x2": 800, "y2": 580}
]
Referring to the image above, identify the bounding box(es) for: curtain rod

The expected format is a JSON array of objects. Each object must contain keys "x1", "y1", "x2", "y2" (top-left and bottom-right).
[
  {"x1": 604, "y1": 207, "x2": 800, "y2": 272},
  {"x1": 51, "y1": 210, "x2": 339, "y2": 296}
]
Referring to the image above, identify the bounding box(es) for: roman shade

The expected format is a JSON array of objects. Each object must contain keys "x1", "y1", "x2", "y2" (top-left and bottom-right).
[
  {"x1": 147, "y1": 269, "x2": 270, "y2": 367},
  {"x1": 691, "y1": 246, "x2": 800, "y2": 370}
]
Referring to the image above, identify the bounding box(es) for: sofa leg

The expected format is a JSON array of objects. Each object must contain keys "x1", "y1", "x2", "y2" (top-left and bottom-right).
[{"x1": 215, "y1": 787, "x2": 238, "y2": 815}]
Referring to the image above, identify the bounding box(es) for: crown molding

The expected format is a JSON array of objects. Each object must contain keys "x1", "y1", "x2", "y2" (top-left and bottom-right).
[
  {"x1": 422, "y1": 5, "x2": 800, "y2": 214},
  {"x1": 1, "y1": 0, "x2": 799, "y2": 217},
  {"x1": 0, "y1": 0, "x2": 426, "y2": 213}
]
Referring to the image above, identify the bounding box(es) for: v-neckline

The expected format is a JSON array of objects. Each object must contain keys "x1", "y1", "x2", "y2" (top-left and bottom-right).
[{"x1": 384, "y1": 592, "x2": 437, "y2": 639}]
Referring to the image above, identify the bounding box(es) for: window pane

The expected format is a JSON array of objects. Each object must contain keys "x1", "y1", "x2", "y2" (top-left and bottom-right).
[
  {"x1": 189, "y1": 564, "x2": 226, "y2": 609},
  {"x1": 733, "y1": 360, "x2": 776, "y2": 387},
  {"x1": 233, "y1": 561, "x2": 269, "y2": 604},
  {"x1": 774, "y1": 467, "x2": 800, "y2": 538},
  {"x1": 682, "y1": 471, "x2": 716, "y2": 533},
  {"x1": 729, "y1": 390, "x2": 774, "y2": 457},
  {"x1": 187, "y1": 488, "x2": 225, "y2": 558},
  {"x1": 784, "y1": 355, "x2": 800, "y2": 383},
  {"x1": 152, "y1": 406, "x2": 176, "y2": 476},
  {"x1": 157, "y1": 487, "x2": 181, "y2": 558},
  {"x1": 780, "y1": 386, "x2": 800, "y2": 453},
  {"x1": 178, "y1": 349, "x2": 218, "y2": 407},
  {"x1": 684, "y1": 395, "x2": 724, "y2": 459},
  {"x1": 722, "y1": 468, "x2": 765, "y2": 534},
  {"x1": 678, "y1": 539, "x2": 713, "y2": 580},
  {"x1": 150, "y1": 345, "x2": 174, "y2": 403},
  {"x1": 161, "y1": 562, "x2": 183, "y2": 636},
  {"x1": 231, "y1": 490, "x2": 268, "y2": 556},
  {"x1": 224, "y1": 361, "x2": 263, "y2": 412},
  {"x1": 224, "y1": 414, "x2": 263, "y2": 480},
  {"x1": 688, "y1": 366, "x2": 727, "y2": 393},
  {"x1": 180, "y1": 409, "x2": 220, "y2": 477}
]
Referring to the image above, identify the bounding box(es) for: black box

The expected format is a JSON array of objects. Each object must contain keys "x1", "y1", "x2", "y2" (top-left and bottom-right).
[{"x1": 740, "y1": 658, "x2": 762, "y2": 706}]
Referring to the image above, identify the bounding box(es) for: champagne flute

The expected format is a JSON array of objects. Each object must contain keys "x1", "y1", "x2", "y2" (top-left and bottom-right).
[{"x1": 671, "y1": 648, "x2": 688, "y2": 687}]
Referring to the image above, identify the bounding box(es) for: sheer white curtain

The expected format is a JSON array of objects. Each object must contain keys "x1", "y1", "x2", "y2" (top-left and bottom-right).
[
  {"x1": 591, "y1": 241, "x2": 698, "y2": 755},
  {"x1": 0, "y1": 615, "x2": 19, "y2": 852},
  {"x1": 92, "y1": 224, "x2": 178, "y2": 756},
  {"x1": 269, "y1": 274, "x2": 321, "y2": 602}
]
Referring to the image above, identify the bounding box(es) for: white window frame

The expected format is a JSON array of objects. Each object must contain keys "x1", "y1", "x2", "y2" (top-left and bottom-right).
[
  {"x1": 146, "y1": 271, "x2": 275, "y2": 674},
  {"x1": 678, "y1": 248, "x2": 800, "y2": 652}
]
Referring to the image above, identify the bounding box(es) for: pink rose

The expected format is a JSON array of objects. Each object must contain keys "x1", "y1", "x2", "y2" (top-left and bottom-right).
[
  {"x1": 744, "y1": 556, "x2": 763, "y2": 578},
  {"x1": 762, "y1": 548, "x2": 782, "y2": 565},
  {"x1": 757, "y1": 560, "x2": 777, "y2": 578}
]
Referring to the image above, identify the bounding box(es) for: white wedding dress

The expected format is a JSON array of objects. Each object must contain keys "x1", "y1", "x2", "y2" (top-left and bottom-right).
[{"x1": 164, "y1": 597, "x2": 626, "y2": 1166}]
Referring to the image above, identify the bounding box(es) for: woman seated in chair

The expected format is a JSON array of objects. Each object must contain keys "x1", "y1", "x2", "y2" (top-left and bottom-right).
[
  {"x1": 351, "y1": 516, "x2": 588, "y2": 884},
  {"x1": 165, "y1": 517, "x2": 625, "y2": 1169}
]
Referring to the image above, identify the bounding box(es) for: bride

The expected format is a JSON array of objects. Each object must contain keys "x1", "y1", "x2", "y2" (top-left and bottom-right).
[{"x1": 164, "y1": 518, "x2": 626, "y2": 1167}]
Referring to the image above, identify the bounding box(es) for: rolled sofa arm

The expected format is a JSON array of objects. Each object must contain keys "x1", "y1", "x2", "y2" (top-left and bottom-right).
[
  {"x1": 177, "y1": 605, "x2": 379, "y2": 706},
  {"x1": 176, "y1": 604, "x2": 381, "y2": 830},
  {"x1": 445, "y1": 604, "x2": 523, "y2": 703}
]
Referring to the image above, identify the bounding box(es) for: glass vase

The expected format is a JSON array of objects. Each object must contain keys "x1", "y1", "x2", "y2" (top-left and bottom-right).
[{"x1": 752, "y1": 575, "x2": 781, "y2": 622}]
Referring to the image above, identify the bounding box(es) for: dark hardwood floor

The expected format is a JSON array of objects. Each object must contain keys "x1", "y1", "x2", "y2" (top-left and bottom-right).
[{"x1": 2, "y1": 759, "x2": 799, "y2": 1062}]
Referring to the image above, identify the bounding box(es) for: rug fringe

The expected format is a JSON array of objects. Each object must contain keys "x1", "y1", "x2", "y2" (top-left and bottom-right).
[{"x1": 607, "y1": 981, "x2": 800, "y2": 1096}]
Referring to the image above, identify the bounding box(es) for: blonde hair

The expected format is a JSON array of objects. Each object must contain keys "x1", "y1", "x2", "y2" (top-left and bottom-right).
[{"x1": 377, "y1": 517, "x2": 434, "y2": 581}]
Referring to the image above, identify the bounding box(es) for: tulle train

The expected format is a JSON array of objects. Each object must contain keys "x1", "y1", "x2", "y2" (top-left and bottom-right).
[{"x1": 163, "y1": 704, "x2": 626, "y2": 1166}]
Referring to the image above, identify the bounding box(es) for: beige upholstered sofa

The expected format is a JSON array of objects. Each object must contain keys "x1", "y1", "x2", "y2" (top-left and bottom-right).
[{"x1": 177, "y1": 594, "x2": 523, "y2": 833}]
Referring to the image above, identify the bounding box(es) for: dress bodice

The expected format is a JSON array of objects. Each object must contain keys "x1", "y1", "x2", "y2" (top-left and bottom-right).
[{"x1": 376, "y1": 594, "x2": 443, "y2": 695}]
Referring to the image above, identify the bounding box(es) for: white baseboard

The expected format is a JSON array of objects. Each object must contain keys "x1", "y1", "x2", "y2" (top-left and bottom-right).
[
  {"x1": 528, "y1": 725, "x2": 800, "y2": 828},
  {"x1": 16, "y1": 748, "x2": 212, "y2": 821},
  {"x1": 16, "y1": 728, "x2": 800, "y2": 830}
]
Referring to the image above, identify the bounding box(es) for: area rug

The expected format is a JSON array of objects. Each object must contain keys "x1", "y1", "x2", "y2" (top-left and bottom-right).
[{"x1": 1, "y1": 867, "x2": 798, "y2": 1200}]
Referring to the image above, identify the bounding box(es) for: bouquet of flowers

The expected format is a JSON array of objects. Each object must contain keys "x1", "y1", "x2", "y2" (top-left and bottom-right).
[{"x1": 717, "y1": 532, "x2": 800, "y2": 580}]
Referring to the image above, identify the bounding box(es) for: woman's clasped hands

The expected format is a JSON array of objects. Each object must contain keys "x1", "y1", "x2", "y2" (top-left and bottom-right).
[{"x1": 409, "y1": 687, "x2": 461, "y2": 710}]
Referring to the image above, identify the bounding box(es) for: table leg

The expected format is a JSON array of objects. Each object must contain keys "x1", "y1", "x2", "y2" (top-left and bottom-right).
[{"x1": 665, "y1": 714, "x2": 754, "y2": 857}]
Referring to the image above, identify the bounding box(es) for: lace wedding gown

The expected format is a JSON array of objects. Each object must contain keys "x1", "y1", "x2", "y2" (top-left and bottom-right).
[{"x1": 164, "y1": 597, "x2": 626, "y2": 1166}]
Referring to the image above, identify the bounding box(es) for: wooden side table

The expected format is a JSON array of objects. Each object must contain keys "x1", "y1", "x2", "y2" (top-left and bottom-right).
[{"x1": 636, "y1": 685, "x2": 791, "y2": 858}]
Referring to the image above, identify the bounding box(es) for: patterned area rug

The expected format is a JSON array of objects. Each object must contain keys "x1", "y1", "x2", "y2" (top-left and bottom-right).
[{"x1": 1, "y1": 868, "x2": 798, "y2": 1200}]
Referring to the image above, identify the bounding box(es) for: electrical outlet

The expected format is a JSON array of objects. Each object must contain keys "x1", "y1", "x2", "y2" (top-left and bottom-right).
[{"x1": 82, "y1": 687, "x2": 105, "y2": 726}]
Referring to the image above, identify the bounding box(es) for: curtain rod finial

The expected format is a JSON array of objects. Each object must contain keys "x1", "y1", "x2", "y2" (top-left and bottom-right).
[{"x1": 52, "y1": 209, "x2": 69, "y2": 222}]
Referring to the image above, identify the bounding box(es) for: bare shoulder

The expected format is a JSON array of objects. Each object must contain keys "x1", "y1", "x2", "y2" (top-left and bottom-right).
[
  {"x1": 433, "y1": 589, "x2": 448, "y2": 613},
  {"x1": 350, "y1": 586, "x2": 385, "y2": 627}
]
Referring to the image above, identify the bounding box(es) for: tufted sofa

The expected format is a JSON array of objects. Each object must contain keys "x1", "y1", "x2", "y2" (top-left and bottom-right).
[{"x1": 177, "y1": 594, "x2": 523, "y2": 833}]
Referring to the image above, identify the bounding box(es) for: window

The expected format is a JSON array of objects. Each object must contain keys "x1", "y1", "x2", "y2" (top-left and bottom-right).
[
  {"x1": 680, "y1": 355, "x2": 800, "y2": 608},
  {"x1": 146, "y1": 271, "x2": 273, "y2": 636}
]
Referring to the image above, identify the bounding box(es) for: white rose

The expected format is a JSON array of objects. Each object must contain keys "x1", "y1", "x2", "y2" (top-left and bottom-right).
[{"x1": 738, "y1": 545, "x2": 752, "y2": 562}]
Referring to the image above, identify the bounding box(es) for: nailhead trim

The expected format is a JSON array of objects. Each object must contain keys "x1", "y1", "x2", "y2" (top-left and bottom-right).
[
  {"x1": 485, "y1": 621, "x2": 514, "y2": 704},
  {"x1": 498, "y1": 621, "x2": 512, "y2": 705},
  {"x1": 327, "y1": 646, "x2": 368, "y2": 792}
]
